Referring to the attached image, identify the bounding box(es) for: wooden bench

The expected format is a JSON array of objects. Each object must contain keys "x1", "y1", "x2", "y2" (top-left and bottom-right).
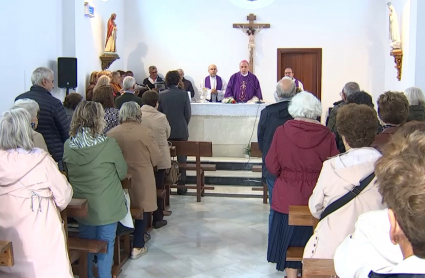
[
  {"x1": 287, "y1": 206, "x2": 318, "y2": 262},
  {"x1": 250, "y1": 142, "x2": 268, "y2": 204},
  {"x1": 169, "y1": 141, "x2": 215, "y2": 202},
  {"x1": 163, "y1": 146, "x2": 176, "y2": 216},
  {"x1": 302, "y1": 259, "x2": 337, "y2": 278},
  {"x1": 0, "y1": 241, "x2": 14, "y2": 267}
]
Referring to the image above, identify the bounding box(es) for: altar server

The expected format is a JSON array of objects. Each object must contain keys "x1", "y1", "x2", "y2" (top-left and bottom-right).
[
  {"x1": 225, "y1": 60, "x2": 262, "y2": 103},
  {"x1": 199, "y1": 64, "x2": 226, "y2": 102}
]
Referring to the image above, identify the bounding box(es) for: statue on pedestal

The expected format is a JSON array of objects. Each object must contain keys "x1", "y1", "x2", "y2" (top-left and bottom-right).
[
  {"x1": 100, "y1": 13, "x2": 120, "y2": 70},
  {"x1": 388, "y1": 2, "x2": 401, "y2": 49}
]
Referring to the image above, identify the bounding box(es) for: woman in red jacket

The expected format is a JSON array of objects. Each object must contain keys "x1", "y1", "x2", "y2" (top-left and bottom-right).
[{"x1": 266, "y1": 91, "x2": 339, "y2": 277}]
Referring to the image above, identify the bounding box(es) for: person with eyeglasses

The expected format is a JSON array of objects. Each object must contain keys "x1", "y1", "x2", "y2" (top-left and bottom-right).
[{"x1": 142, "y1": 66, "x2": 164, "y2": 91}]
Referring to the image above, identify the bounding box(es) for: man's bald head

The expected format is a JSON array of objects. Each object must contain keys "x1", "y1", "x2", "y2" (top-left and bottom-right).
[
  {"x1": 276, "y1": 77, "x2": 297, "y2": 99},
  {"x1": 208, "y1": 64, "x2": 217, "y2": 77}
]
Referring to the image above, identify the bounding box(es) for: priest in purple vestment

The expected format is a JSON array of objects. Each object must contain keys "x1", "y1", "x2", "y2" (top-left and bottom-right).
[
  {"x1": 225, "y1": 60, "x2": 262, "y2": 103},
  {"x1": 200, "y1": 64, "x2": 226, "y2": 102}
]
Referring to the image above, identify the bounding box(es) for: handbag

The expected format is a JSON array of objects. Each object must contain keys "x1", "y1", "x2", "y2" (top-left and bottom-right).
[
  {"x1": 165, "y1": 142, "x2": 180, "y2": 184},
  {"x1": 320, "y1": 172, "x2": 375, "y2": 221}
]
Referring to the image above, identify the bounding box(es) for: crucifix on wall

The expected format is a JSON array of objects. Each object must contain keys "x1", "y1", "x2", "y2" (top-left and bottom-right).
[{"x1": 233, "y1": 14, "x2": 270, "y2": 73}]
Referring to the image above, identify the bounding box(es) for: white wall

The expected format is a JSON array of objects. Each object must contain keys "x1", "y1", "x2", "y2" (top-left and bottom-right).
[
  {"x1": 0, "y1": 0, "x2": 64, "y2": 114},
  {"x1": 415, "y1": 0, "x2": 425, "y2": 91},
  {"x1": 122, "y1": 0, "x2": 387, "y2": 118}
]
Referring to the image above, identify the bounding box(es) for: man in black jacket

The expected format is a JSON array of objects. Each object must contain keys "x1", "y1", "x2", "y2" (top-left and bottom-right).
[
  {"x1": 15, "y1": 67, "x2": 69, "y2": 169},
  {"x1": 159, "y1": 70, "x2": 191, "y2": 195},
  {"x1": 115, "y1": 76, "x2": 144, "y2": 109},
  {"x1": 177, "y1": 69, "x2": 195, "y2": 98},
  {"x1": 257, "y1": 77, "x2": 296, "y2": 229}
]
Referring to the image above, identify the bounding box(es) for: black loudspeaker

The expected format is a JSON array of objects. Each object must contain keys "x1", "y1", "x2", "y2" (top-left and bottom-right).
[{"x1": 58, "y1": 57, "x2": 77, "y2": 89}]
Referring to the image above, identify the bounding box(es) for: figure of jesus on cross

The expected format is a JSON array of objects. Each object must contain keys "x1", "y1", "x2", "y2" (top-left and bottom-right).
[{"x1": 233, "y1": 14, "x2": 270, "y2": 73}]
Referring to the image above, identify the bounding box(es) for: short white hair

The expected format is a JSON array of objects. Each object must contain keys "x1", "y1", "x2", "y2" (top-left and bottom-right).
[
  {"x1": 13, "y1": 99, "x2": 39, "y2": 119},
  {"x1": 31, "y1": 67, "x2": 54, "y2": 86},
  {"x1": 288, "y1": 91, "x2": 322, "y2": 120},
  {"x1": 0, "y1": 108, "x2": 34, "y2": 151},
  {"x1": 404, "y1": 87, "x2": 425, "y2": 106},
  {"x1": 119, "y1": 102, "x2": 141, "y2": 123},
  {"x1": 123, "y1": 76, "x2": 136, "y2": 90}
]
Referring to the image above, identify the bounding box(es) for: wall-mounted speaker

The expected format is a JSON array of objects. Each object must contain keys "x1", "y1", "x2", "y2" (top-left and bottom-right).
[{"x1": 58, "y1": 57, "x2": 77, "y2": 89}]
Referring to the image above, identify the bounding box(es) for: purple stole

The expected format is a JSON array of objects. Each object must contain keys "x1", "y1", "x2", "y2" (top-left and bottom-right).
[
  {"x1": 204, "y1": 76, "x2": 223, "y2": 90},
  {"x1": 294, "y1": 79, "x2": 300, "y2": 88}
]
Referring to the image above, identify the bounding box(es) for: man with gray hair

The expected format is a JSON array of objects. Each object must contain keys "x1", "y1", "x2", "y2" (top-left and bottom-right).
[
  {"x1": 15, "y1": 67, "x2": 69, "y2": 169},
  {"x1": 326, "y1": 82, "x2": 361, "y2": 133},
  {"x1": 115, "y1": 76, "x2": 144, "y2": 109},
  {"x1": 257, "y1": 77, "x2": 297, "y2": 229}
]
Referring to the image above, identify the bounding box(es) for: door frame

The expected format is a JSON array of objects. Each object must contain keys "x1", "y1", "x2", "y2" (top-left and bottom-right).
[{"x1": 277, "y1": 48, "x2": 322, "y2": 100}]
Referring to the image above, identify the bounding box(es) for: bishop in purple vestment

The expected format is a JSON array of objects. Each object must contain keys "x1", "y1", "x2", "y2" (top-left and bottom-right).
[{"x1": 225, "y1": 60, "x2": 262, "y2": 103}]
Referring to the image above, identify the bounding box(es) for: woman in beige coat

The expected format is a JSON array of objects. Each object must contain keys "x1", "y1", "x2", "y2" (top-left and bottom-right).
[
  {"x1": 141, "y1": 90, "x2": 171, "y2": 229},
  {"x1": 107, "y1": 101, "x2": 161, "y2": 259},
  {"x1": 13, "y1": 99, "x2": 48, "y2": 152},
  {"x1": 304, "y1": 104, "x2": 386, "y2": 259},
  {"x1": 0, "y1": 108, "x2": 73, "y2": 278}
]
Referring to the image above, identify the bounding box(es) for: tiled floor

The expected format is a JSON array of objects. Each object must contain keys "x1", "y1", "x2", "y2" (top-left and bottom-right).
[{"x1": 120, "y1": 194, "x2": 283, "y2": 278}]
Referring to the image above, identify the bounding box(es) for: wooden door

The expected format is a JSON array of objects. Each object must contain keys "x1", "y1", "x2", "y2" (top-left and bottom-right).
[{"x1": 277, "y1": 48, "x2": 322, "y2": 99}]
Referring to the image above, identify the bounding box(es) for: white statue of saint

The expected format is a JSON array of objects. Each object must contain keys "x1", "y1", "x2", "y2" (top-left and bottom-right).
[{"x1": 388, "y1": 2, "x2": 401, "y2": 49}]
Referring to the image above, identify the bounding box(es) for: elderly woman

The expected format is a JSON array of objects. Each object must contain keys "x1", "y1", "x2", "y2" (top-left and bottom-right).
[
  {"x1": 304, "y1": 104, "x2": 386, "y2": 259},
  {"x1": 63, "y1": 93, "x2": 83, "y2": 127},
  {"x1": 265, "y1": 91, "x2": 339, "y2": 276},
  {"x1": 86, "y1": 71, "x2": 98, "y2": 101},
  {"x1": 92, "y1": 85, "x2": 119, "y2": 133},
  {"x1": 371, "y1": 91, "x2": 409, "y2": 152},
  {"x1": 335, "y1": 122, "x2": 425, "y2": 277},
  {"x1": 108, "y1": 101, "x2": 161, "y2": 259},
  {"x1": 141, "y1": 90, "x2": 171, "y2": 229},
  {"x1": 12, "y1": 99, "x2": 48, "y2": 152},
  {"x1": 93, "y1": 75, "x2": 110, "y2": 95},
  {"x1": 63, "y1": 101, "x2": 127, "y2": 278},
  {"x1": 404, "y1": 87, "x2": 425, "y2": 122},
  {"x1": 110, "y1": 71, "x2": 122, "y2": 98},
  {"x1": 0, "y1": 108, "x2": 73, "y2": 278}
]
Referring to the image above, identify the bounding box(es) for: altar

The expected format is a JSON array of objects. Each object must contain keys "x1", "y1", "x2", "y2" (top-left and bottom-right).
[{"x1": 188, "y1": 102, "x2": 269, "y2": 157}]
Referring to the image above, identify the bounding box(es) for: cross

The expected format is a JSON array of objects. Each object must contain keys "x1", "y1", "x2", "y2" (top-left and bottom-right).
[{"x1": 233, "y1": 14, "x2": 270, "y2": 73}]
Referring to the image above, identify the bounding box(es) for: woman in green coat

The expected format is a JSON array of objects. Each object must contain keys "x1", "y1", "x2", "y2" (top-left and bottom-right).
[{"x1": 63, "y1": 101, "x2": 127, "y2": 278}]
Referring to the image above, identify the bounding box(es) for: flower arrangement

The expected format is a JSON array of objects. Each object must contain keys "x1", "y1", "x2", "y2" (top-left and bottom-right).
[{"x1": 222, "y1": 97, "x2": 236, "y2": 104}]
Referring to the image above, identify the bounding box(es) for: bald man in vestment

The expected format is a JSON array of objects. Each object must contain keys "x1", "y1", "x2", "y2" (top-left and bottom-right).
[{"x1": 225, "y1": 60, "x2": 262, "y2": 103}]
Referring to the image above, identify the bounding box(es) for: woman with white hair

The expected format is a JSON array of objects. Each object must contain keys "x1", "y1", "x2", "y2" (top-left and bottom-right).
[
  {"x1": 63, "y1": 101, "x2": 128, "y2": 278},
  {"x1": 404, "y1": 87, "x2": 425, "y2": 122},
  {"x1": 107, "y1": 101, "x2": 161, "y2": 259},
  {"x1": 266, "y1": 91, "x2": 339, "y2": 277},
  {"x1": 0, "y1": 108, "x2": 73, "y2": 278},
  {"x1": 93, "y1": 75, "x2": 110, "y2": 96},
  {"x1": 13, "y1": 98, "x2": 48, "y2": 152}
]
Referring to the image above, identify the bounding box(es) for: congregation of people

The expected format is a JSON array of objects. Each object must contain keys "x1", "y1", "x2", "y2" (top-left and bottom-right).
[
  {"x1": 259, "y1": 79, "x2": 425, "y2": 277},
  {"x1": 1, "y1": 61, "x2": 425, "y2": 278}
]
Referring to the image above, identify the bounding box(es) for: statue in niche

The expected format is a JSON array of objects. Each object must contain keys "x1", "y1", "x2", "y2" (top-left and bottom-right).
[
  {"x1": 105, "y1": 13, "x2": 117, "y2": 53},
  {"x1": 387, "y1": 2, "x2": 401, "y2": 49}
]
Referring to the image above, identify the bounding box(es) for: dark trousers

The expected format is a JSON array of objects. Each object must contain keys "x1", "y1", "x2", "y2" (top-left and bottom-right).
[
  {"x1": 169, "y1": 138, "x2": 188, "y2": 185},
  {"x1": 133, "y1": 212, "x2": 150, "y2": 248},
  {"x1": 153, "y1": 169, "x2": 166, "y2": 223}
]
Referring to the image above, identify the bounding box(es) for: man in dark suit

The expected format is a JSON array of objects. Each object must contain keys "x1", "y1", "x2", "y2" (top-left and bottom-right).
[
  {"x1": 177, "y1": 69, "x2": 195, "y2": 98},
  {"x1": 15, "y1": 67, "x2": 69, "y2": 170},
  {"x1": 115, "y1": 76, "x2": 144, "y2": 109},
  {"x1": 159, "y1": 70, "x2": 191, "y2": 194},
  {"x1": 257, "y1": 77, "x2": 296, "y2": 229},
  {"x1": 142, "y1": 66, "x2": 164, "y2": 91}
]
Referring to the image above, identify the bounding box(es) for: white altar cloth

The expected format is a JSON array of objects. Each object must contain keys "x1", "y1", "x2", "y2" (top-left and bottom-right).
[{"x1": 190, "y1": 102, "x2": 269, "y2": 117}]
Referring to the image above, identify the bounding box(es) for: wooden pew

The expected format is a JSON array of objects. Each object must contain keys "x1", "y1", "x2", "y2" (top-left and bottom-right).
[
  {"x1": 164, "y1": 146, "x2": 176, "y2": 216},
  {"x1": 287, "y1": 206, "x2": 318, "y2": 262},
  {"x1": 302, "y1": 259, "x2": 337, "y2": 278},
  {"x1": 0, "y1": 241, "x2": 14, "y2": 267},
  {"x1": 250, "y1": 142, "x2": 268, "y2": 204},
  {"x1": 169, "y1": 141, "x2": 215, "y2": 202}
]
